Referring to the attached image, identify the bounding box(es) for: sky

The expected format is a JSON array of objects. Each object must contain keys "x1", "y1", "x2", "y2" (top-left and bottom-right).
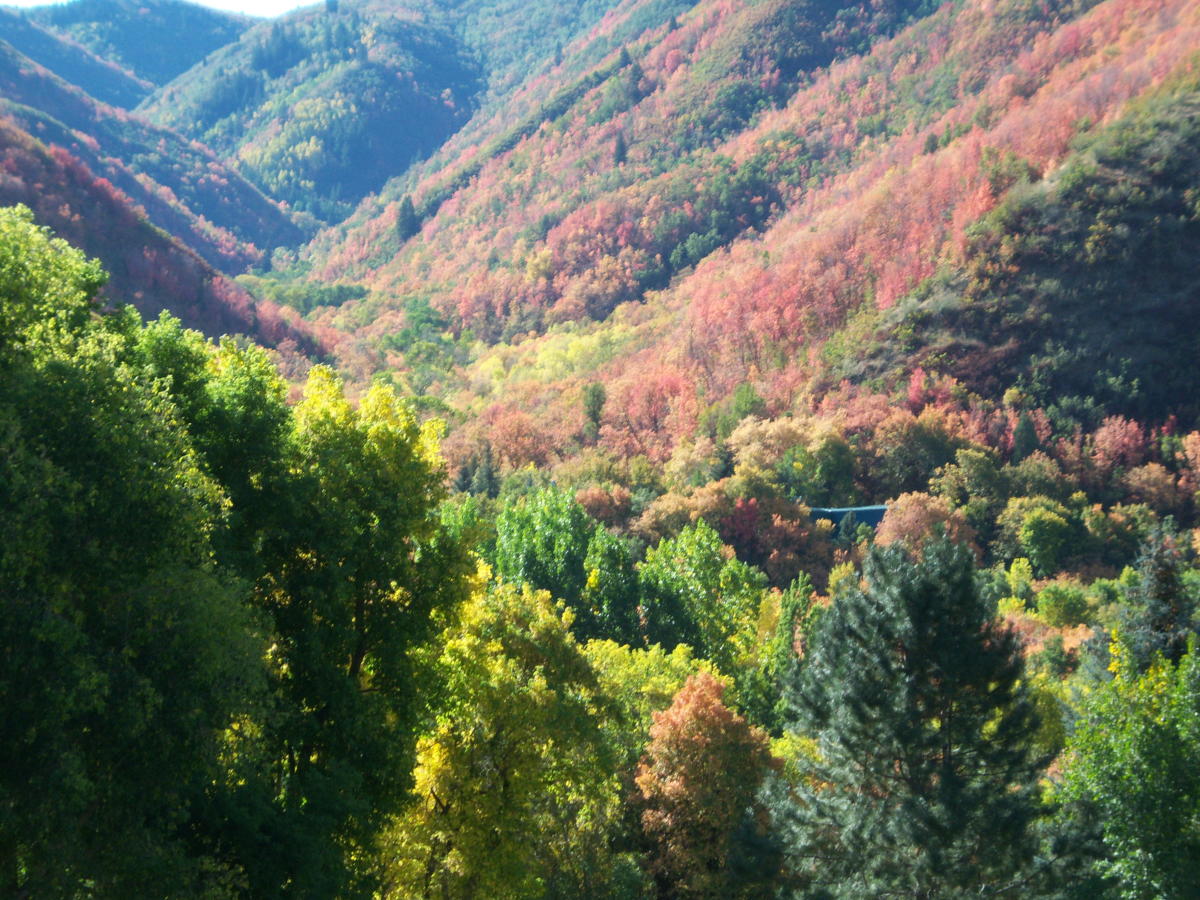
[{"x1": 2, "y1": 0, "x2": 313, "y2": 17}]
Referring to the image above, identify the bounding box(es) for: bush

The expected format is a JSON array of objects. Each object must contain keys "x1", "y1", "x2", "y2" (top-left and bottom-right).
[{"x1": 1036, "y1": 582, "x2": 1090, "y2": 627}]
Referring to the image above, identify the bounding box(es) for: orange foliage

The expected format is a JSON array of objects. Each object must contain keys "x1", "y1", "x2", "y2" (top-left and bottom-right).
[
  {"x1": 636, "y1": 673, "x2": 777, "y2": 897},
  {"x1": 483, "y1": 404, "x2": 553, "y2": 469},
  {"x1": 876, "y1": 492, "x2": 980, "y2": 556}
]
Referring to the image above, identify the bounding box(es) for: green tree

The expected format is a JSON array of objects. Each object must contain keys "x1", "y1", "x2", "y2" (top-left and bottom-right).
[
  {"x1": 1118, "y1": 528, "x2": 1198, "y2": 670},
  {"x1": 494, "y1": 486, "x2": 594, "y2": 607},
  {"x1": 396, "y1": 194, "x2": 420, "y2": 241},
  {"x1": 468, "y1": 441, "x2": 501, "y2": 498},
  {"x1": 1012, "y1": 412, "x2": 1041, "y2": 462},
  {"x1": 0, "y1": 205, "x2": 103, "y2": 360},
  {"x1": 583, "y1": 381, "x2": 607, "y2": 442},
  {"x1": 243, "y1": 367, "x2": 473, "y2": 896},
  {"x1": 0, "y1": 206, "x2": 261, "y2": 895},
  {"x1": 754, "y1": 575, "x2": 817, "y2": 733},
  {"x1": 1060, "y1": 638, "x2": 1200, "y2": 898},
  {"x1": 780, "y1": 538, "x2": 1045, "y2": 897},
  {"x1": 776, "y1": 433, "x2": 858, "y2": 506},
  {"x1": 383, "y1": 584, "x2": 637, "y2": 899},
  {"x1": 117, "y1": 312, "x2": 294, "y2": 577},
  {"x1": 580, "y1": 525, "x2": 642, "y2": 645},
  {"x1": 638, "y1": 520, "x2": 767, "y2": 673},
  {"x1": 930, "y1": 447, "x2": 1011, "y2": 546},
  {"x1": 997, "y1": 495, "x2": 1080, "y2": 574}
]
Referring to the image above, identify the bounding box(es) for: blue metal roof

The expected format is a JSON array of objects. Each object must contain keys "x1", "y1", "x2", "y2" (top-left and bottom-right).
[{"x1": 809, "y1": 505, "x2": 888, "y2": 528}]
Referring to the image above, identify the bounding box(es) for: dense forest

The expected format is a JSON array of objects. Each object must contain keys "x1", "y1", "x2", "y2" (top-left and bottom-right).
[
  {"x1": 2, "y1": 0, "x2": 1200, "y2": 895},
  {"x1": 6, "y1": 198, "x2": 1200, "y2": 897}
]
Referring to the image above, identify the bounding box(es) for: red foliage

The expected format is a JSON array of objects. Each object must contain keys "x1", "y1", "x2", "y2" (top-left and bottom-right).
[
  {"x1": 483, "y1": 404, "x2": 553, "y2": 469},
  {"x1": 1090, "y1": 415, "x2": 1148, "y2": 474},
  {"x1": 0, "y1": 121, "x2": 321, "y2": 352},
  {"x1": 876, "y1": 492, "x2": 980, "y2": 557},
  {"x1": 576, "y1": 483, "x2": 634, "y2": 529},
  {"x1": 635, "y1": 673, "x2": 777, "y2": 897},
  {"x1": 717, "y1": 495, "x2": 834, "y2": 589},
  {"x1": 601, "y1": 364, "x2": 697, "y2": 462}
]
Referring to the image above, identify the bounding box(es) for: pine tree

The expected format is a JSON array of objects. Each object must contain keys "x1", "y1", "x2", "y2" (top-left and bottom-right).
[
  {"x1": 468, "y1": 441, "x2": 499, "y2": 498},
  {"x1": 396, "y1": 194, "x2": 420, "y2": 242},
  {"x1": 613, "y1": 132, "x2": 628, "y2": 167},
  {"x1": 1117, "y1": 527, "x2": 1198, "y2": 670},
  {"x1": 583, "y1": 381, "x2": 606, "y2": 440},
  {"x1": 777, "y1": 538, "x2": 1045, "y2": 897},
  {"x1": 1011, "y1": 412, "x2": 1040, "y2": 462}
]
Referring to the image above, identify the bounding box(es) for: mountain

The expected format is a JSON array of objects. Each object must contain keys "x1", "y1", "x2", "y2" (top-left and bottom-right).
[
  {"x1": 132, "y1": 0, "x2": 669, "y2": 224},
  {"x1": 0, "y1": 6, "x2": 151, "y2": 107},
  {"x1": 0, "y1": 114, "x2": 315, "y2": 350},
  {"x1": 3, "y1": 0, "x2": 1197, "y2": 458},
  {"x1": 284, "y1": 0, "x2": 1200, "y2": 465},
  {"x1": 0, "y1": 38, "x2": 307, "y2": 271},
  {"x1": 843, "y1": 70, "x2": 1200, "y2": 424},
  {"x1": 26, "y1": 0, "x2": 251, "y2": 88},
  {"x1": 137, "y1": 4, "x2": 485, "y2": 221}
]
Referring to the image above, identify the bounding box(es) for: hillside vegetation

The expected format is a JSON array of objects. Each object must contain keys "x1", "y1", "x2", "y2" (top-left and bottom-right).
[
  {"x1": 0, "y1": 39, "x2": 307, "y2": 271},
  {"x1": 138, "y1": 4, "x2": 485, "y2": 220},
  {"x1": 28, "y1": 0, "x2": 251, "y2": 87},
  {"x1": 284, "y1": 0, "x2": 1197, "y2": 467},
  {"x1": 3, "y1": 0, "x2": 1200, "y2": 896},
  {"x1": 0, "y1": 118, "x2": 313, "y2": 350},
  {"x1": 0, "y1": 7, "x2": 152, "y2": 107},
  {"x1": 6, "y1": 197, "x2": 1200, "y2": 897}
]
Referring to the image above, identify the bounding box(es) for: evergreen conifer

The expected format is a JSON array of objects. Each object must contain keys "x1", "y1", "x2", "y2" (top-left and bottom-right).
[{"x1": 777, "y1": 538, "x2": 1045, "y2": 897}]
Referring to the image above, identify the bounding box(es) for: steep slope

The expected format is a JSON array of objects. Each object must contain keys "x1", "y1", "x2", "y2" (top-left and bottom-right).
[
  {"x1": 0, "y1": 39, "x2": 306, "y2": 271},
  {"x1": 0, "y1": 115, "x2": 314, "y2": 350},
  {"x1": 293, "y1": 0, "x2": 1200, "y2": 464},
  {"x1": 136, "y1": 0, "x2": 685, "y2": 223},
  {"x1": 0, "y1": 6, "x2": 151, "y2": 107},
  {"x1": 845, "y1": 73, "x2": 1200, "y2": 425},
  {"x1": 300, "y1": 0, "x2": 939, "y2": 327},
  {"x1": 139, "y1": 4, "x2": 484, "y2": 221},
  {"x1": 27, "y1": 0, "x2": 251, "y2": 88}
]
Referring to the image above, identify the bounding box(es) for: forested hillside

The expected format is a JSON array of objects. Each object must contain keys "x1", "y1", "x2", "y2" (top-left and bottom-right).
[
  {"x1": 6, "y1": 200, "x2": 1200, "y2": 897},
  {"x1": 291, "y1": 0, "x2": 1200, "y2": 469},
  {"x1": 27, "y1": 0, "x2": 251, "y2": 87},
  {"x1": 134, "y1": 0, "x2": 666, "y2": 221},
  {"x1": 0, "y1": 120, "x2": 313, "y2": 347},
  {"x1": 0, "y1": 39, "x2": 307, "y2": 270},
  {"x1": 0, "y1": 6, "x2": 152, "y2": 107},
  {"x1": 3, "y1": 0, "x2": 1200, "y2": 895},
  {"x1": 138, "y1": 5, "x2": 483, "y2": 220}
]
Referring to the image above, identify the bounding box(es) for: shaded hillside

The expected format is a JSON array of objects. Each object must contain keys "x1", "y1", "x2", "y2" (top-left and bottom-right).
[
  {"x1": 0, "y1": 39, "x2": 306, "y2": 271},
  {"x1": 845, "y1": 73, "x2": 1200, "y2": 427},
  {"x1": 27, "y1": 0, "x2": 250, "y2": 87},
  {"x1": 0, "y1": 7, "x2": 151, "y2": 107},
  {"x1": 136, "y1": 0, "x2": 696, "y2": 224},
  {"x1": 139, "y1": 4, "x2": 484, "y2": 221},
  {"x1": 0, "y1": 115, "x2": 315, "y2": 349}
]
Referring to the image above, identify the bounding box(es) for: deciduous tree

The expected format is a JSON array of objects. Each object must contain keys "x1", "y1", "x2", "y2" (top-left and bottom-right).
[{"x1": 635, "y1": 673, "x2": 779, "y2": 898}]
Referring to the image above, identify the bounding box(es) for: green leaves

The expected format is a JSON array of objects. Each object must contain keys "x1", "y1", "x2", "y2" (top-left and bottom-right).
[
  {"x1": 1061, "y1": 640, "x2": 1200, "y2": 898},
  {"x1": 0, "y1": 204, "x2": 103, "y2": 360},
  {"x1": 0, "y1": 212, "x2": 474, "y2": 896},
  {"x1": 781, "y1": 538, "x2": 1044, "y2": 897},
  {"x1": 0, "y1": 208, "x2": 260, "y2": 895},
  {"x1": 384, "y1": 584, "x2": 628, "y2": 899},
  {"x1": 639, "y1": 520, "x2": 766, "y2": 674}
]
